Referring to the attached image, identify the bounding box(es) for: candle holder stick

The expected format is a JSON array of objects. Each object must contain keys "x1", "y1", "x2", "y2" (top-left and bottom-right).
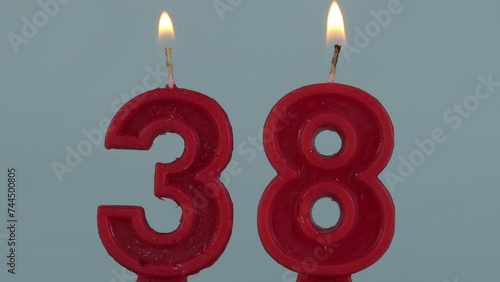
[
  {"x1": 328, "y1": 44, "x2": 341, "y2": 83},
  {"x1": 165, "y1": 47, "x2": 175, "y2": 88}
]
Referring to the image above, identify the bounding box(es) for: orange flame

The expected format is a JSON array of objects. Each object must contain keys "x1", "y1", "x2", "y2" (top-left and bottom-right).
[
  {"x1": 158, "y1": 11, "x2": 175, "y2": 41},
  {"x1": 326, "y1": 1, "x2": 346, "y2": 45}
]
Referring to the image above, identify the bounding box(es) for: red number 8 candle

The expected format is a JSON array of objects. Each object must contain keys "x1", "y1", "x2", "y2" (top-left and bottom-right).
[
  {"x1": 257, "y1": 2, "x2": 395, "y2": 282},
  {"x1": 97, "y1": 12, "x2": 233, "y2": 282}
]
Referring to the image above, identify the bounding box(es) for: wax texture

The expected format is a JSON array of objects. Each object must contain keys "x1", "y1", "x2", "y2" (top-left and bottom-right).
[
  {"x1": 258, "y1": 83, "x2": 395, "y2": 282},
  {"x1": 98, "y1": 87, "x2": 233, "y2": 282}
]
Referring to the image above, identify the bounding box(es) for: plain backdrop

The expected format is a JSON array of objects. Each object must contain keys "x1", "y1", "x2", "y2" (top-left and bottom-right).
[{"x1": 1, "y1": 0, "x2": 499, "y2": 282}]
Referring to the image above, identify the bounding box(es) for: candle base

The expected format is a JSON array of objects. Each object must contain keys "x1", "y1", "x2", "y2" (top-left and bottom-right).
[
  {"x1": 137, "y1": 275, "x2": 187, "y2": 282},
  {"x1": 298, "y1": 274, "x2": 351, "y2": 282}
]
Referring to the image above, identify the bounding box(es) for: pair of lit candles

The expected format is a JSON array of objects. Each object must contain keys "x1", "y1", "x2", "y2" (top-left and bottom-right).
[{"x1": 97, "y1": 3, "x2": 395, "y2": 282}]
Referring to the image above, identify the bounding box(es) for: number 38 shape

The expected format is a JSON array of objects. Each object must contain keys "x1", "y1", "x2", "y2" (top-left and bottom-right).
[
  {"x1": 258, "y1": 83, "x2": 395, "y2": 282},
  {"x1": 97, "y1": 87, "x2": 233, "y2": 282}
]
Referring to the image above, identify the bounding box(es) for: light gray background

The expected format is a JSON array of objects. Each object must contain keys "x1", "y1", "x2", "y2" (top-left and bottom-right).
[{"x1": 1, "y1": 0, "x2": 499, "y2": 281}]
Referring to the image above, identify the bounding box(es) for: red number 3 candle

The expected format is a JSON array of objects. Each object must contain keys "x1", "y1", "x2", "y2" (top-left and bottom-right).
[
  {"x1": 258, "y1": 2, "x2": 395, "y2": 282},
  {"x1": 98, "y1": 12, "x2": 233, "y2": 282}
]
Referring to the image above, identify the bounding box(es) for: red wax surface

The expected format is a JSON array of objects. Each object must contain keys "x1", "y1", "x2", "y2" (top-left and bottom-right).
[
  {"x1": 97, "y1": 86, "x2": 233, "y2": 282},
  {"x1": 258, "y1": 83, "x2": 395, "y2": 282}
]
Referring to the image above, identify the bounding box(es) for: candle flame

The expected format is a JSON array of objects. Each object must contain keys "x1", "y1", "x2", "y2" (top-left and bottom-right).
[
  {"x1": 326, "y1": 1, "x2": 346, "y2": 45},
  {"x1": 158, "y1": 11, "x2": 175, "y2": 41}
]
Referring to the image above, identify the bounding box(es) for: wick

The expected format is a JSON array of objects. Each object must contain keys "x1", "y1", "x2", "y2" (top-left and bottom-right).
[
  {"x1": 165, "y1": 47, "x2": 175, "y2": 88},
  {"x1": 328, "y1": 44, "x2": 341, "y2": 83}
]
